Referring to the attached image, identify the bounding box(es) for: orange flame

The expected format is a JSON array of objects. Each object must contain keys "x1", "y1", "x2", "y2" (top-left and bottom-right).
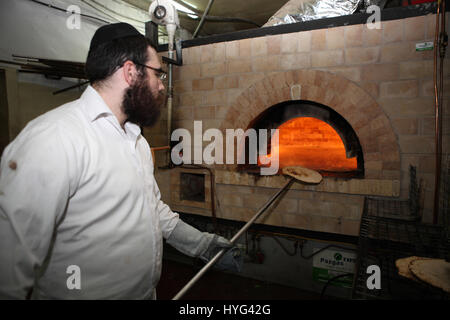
[{"x1": 258, "y1": 117, "x2": 357, "y2": 172}]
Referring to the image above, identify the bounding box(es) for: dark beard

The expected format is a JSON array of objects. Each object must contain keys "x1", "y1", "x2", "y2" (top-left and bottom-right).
[{"x1": 122, "y1": 75, "x2": 165, "y2": 128}]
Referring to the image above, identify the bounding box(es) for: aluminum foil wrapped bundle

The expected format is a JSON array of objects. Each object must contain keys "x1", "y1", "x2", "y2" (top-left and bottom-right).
[
  {"x1": 290, "y1": 0, "x2": 362, "y2": 22},
  {"x1": 264, "y1": 0, "x2": 371, "y2": 27}
]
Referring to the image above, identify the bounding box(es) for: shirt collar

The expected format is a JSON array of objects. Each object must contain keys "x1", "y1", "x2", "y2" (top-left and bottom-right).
[
  {"x1": 81, "y1": 85, "x2": 114, "y2": 122},
  {"x1": 124, "y1": 121, "x2": 141, "y2": 140},
  {"x1": 81, "y1": 86, "x2": 142, "y2": 139}
]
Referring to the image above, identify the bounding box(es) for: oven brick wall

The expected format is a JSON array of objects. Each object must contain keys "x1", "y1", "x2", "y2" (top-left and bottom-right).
[{"x1": 147, "y1": 13, "x2": 450, "y2": 236}]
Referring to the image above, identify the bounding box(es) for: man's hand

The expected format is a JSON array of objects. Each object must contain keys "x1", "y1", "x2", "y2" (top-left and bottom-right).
[{"x1": 200, "y1": 235, "x2": 243, "y2": 273}]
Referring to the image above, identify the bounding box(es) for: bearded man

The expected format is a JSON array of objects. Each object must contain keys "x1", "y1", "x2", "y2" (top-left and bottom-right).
[{"x1": 0, "y1": 23, "x2": 241, "y2": 300}]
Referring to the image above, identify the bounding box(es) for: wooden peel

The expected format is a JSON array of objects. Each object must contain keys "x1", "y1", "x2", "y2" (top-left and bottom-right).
[
  {"x1": 172, "y1": 166, "x2": 322, "y2": 300},
  {"x1": 282, "y1": 165, "x2": 323, "y2": 184}
]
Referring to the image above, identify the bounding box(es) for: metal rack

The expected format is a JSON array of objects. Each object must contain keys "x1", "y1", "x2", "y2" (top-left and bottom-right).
[{"x1": 352, "y1": 166, "x2": 450, "y2": 300}]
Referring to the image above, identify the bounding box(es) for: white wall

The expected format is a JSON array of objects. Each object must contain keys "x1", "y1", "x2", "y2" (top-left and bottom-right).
[
  {"x1": 0, "y1": 0, "x2": 149, "y2": 63},
  {"x1": 0, "y1": 0, "x2": 101, "y2": 62}
]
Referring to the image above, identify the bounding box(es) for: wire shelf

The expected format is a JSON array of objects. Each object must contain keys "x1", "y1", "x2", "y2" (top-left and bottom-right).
[{"x1": 352, "y1": 166, "x2": 450, "y2": 300}]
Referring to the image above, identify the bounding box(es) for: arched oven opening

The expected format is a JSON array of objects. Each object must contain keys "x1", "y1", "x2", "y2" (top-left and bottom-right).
[{"x1": 238, "y1": 100, "x2": 364, "y2": 178}]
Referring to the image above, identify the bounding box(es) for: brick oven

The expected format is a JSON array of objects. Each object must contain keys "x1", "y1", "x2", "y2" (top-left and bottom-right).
[{"x1": 146, "y1": 6, "x2": 449, "y2": 238}]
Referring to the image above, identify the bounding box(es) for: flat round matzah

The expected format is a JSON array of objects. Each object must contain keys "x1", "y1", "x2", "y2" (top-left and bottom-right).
[
  {"x1": 409, "y1": 259, "x2": 450, "y2": 293},
  {"x1": 282, "y1": 166, "x2": 322, "y2": 184},
  {"x1": 395, "y1": 256, "x2": 431, "y2": 281}
]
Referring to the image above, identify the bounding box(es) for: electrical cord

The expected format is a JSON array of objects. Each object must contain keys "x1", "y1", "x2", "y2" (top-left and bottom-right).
[
  {"x1": 28, "y1": 0, "x2": 111, "y2": 24},
  {"x1": 240, "y1": 229, "x2": 358, "y2": 259},
  {"x1": 300, "y1": 243, "x2": 356, "y2": 260},
  {"x1": 320, "y1": 272, "x2": 353, "y2": 300},
  {"x1": 82, "y1": 0, "x2": 145, "y2": 24},
  {"x1": 270, "y1": 235, "x2": 298, "y2": 256}
]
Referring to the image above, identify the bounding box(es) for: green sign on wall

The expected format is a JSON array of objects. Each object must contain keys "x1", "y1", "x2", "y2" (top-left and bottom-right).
[{"x1": 312, "y1": 249, "x2": 356, "y2": 288}]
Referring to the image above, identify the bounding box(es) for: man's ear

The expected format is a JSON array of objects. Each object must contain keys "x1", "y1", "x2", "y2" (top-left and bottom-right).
[{"x1": 122, "y1": 61, "x2": 137, "y2": 86}]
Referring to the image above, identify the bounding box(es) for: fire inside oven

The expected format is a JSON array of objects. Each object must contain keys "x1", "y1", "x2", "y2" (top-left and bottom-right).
[{"x1": 241, "y1": 100, "x2": 364, "y2": 178}]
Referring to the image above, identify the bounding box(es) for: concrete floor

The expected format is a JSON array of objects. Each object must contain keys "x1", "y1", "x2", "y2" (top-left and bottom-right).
[{"x1": 156, "y1": 258, "x2": 333, "y2": 300}]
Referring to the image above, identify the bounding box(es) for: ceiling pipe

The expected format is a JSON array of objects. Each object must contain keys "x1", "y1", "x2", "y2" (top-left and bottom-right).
[
  {"x1": 184, "y1": 13, "x2": 261, "y2": 27},
  {"x1": 192, "y1": 0, "x2": 215, "y2": 38}
]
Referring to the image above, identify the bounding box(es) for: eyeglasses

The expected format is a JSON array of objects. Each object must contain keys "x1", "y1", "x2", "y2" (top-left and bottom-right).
[{"x1": 135, "y1": 62, "x2": 167, "y2": 81}]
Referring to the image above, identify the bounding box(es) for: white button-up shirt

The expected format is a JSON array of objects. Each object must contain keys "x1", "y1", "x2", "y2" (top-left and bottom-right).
[{"x1": 0, "y1": 86, "x2": 179, "y2": 299}]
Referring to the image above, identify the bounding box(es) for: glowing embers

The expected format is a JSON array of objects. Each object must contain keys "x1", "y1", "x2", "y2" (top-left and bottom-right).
[{"x1": 259, "y1": 117, "x2": 357, "y2": 172}]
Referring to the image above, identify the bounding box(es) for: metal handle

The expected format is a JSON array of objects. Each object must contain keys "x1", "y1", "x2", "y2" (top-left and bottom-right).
[{"x1": 172, "y1": 177, "x2": 294, "y2": 300}]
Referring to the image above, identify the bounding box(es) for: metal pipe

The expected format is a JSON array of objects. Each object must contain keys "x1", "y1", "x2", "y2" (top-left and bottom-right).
[
  {"x1": 192, "y1": 0, "x2": 215, "y2": 38},
  {"x1": 433, "y1": 0, "x2": 446, "y2": 224},
  {"x1": 53, "y1": 80, "x2": 90, "y2": 95},
  {"x1": 185, "y1": 14, "x2": 261, "y2": 27},
  {"x1": 151, "y1": 146, "x2": 170, "y2": 152},
  {"x1": 433, "y1": 1, "x2": 440, "y2": 224},
  {"x1": 172, "y1": 177, "x2": 294, "y2": 300},
  {"x1": 166, "y1": 44, "x2": 175, "y2": 164}
]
